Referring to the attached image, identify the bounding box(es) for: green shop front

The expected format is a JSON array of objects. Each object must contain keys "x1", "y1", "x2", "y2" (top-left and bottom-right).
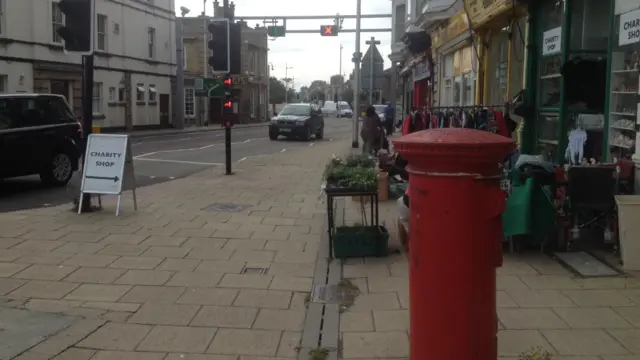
[{"x1": 522, "y1": 0, "x2": 640, "y2": 171}]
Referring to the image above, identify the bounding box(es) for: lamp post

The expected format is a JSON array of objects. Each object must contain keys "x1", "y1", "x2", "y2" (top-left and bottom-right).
[
  {"x1": 284, "y1": 62, "x2": 294, "y2": 103},
  {"x1": 202, "y1": 0, "x2": 209, "y2": 127},
  {"x1": 268, "y1": 62, "x2": 274, "y2": 117},
  {"x1": 176, "y1": 6, "x2": 190, "y2": 129}
]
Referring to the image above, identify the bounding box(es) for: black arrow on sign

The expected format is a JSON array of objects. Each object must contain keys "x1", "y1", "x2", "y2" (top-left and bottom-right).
[{"x1": 86, "y1": 175, "x2": 119, "y2": 182}]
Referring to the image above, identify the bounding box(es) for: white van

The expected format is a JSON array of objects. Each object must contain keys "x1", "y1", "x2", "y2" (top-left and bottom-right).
[
  {"x1": 321, "y1": 101, "x2": 338, "y2": 117},
  {"x1": 337, "y1": 101, "x2": 353, "y2": 118}
]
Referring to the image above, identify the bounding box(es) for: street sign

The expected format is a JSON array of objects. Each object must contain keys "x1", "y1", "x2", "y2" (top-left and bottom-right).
[
  {"x1": 79, "y1": 134, "x2": 137, "y2": 216},
  {"x1": 195, "y1": 77, "x2": 224, "y2": 97}
]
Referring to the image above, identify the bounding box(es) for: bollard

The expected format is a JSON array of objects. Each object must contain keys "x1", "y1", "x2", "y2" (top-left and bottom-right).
[{"x1": 393, "y1": 128, "x2": 515, "y2": 360}]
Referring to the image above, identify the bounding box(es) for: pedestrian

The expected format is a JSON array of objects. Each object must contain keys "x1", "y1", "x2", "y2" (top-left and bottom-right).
[
  {"x1": 384, "y1": 102, "x2": 395, "y2": 135},
  {"x1": 361, "y1": 105, "x2": 383, "y2": 155}
]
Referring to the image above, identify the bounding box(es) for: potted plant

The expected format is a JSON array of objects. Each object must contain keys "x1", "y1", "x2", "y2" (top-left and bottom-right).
[{"x1": 323, "y1": 154, "x2": 377, "y2": 193}]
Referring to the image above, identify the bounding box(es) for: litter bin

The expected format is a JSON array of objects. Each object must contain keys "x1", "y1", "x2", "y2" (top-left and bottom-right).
[
  {"x1": 393, "y1": 128, "x2": 515, "y2": 360},
  {"x1": 615, "y1": 195, "x2": 640, "y2": 270}
]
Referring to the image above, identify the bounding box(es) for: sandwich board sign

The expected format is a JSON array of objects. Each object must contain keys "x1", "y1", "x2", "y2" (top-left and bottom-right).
[{"x1": 78, "y1": 134, "x2": 137, "y2": 216}]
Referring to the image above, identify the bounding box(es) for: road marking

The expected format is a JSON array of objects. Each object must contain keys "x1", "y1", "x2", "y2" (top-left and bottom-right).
[
  {"x1": 309, "y1": 143, "x2": 315, "y2": 147},
  {"x1": 238, "y1": 157, "x2": 247, "y2": 162},
  {"x1": 134, "y1": 158, "x2": 224, "y2": 166},
  {"x1": 280, "y1": 149, "x2": 287, "y2": 152},
  {"x1": 149, "y1": 176, "x2": 156, "y2": 179},
  {"x1": 134, "y1": 138, "x2": 266, "y2": 158}
]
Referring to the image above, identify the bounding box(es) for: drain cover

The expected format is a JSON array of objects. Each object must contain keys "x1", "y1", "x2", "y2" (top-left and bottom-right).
[
  {"x1": 241, "y1": 267, "x2": 268, "y2": 275},
  {"x1": 202, "y1": 203, "x2": 251, "y2": 212},
  {"x1": 311, "y1": 285, "x2": 348, "y2": 304}
]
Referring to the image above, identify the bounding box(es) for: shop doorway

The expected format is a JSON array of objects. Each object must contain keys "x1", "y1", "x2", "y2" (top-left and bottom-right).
[{"x1": 159, "y1": 94, "x2": 170, "y2": 127}]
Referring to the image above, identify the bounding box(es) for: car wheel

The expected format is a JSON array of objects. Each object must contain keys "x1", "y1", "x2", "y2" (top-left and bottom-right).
[
  {"x1": 40, "y1": 151, "x2": 74, "y2": 186},
  {"x1": 269, "y1": 129, "x2": 278, "y2": 140},
  {"x1": 316, "y1": 126, "x2": 324, "y2": 140}
]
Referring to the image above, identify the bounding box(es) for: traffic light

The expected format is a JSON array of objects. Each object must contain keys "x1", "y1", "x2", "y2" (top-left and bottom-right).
[
  {"x1": 267, "y1": 26, "x2": 286, "y2": 37},
  {"x1": 320, "y1": 25, "x2": 338, "y2": 36},
  {"x1": 222, "y1": 75, "x2": 234, "y2": 120},
  {"x1": 56, "y1": 0, "x2": 95, "y2": 53},
  {"x1": 208, "y1": 18, "x2": 230, "y2": 74}
]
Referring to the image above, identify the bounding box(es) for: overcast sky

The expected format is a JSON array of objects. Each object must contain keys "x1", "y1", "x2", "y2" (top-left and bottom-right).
[{"x1": 175, "y1": 0, "x2": 393, "y2": 89}]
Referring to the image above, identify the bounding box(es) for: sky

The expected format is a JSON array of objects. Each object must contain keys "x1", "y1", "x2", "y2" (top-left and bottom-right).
[{"x1": 175, "y1": 0, "x2": 393, "y2": 90}]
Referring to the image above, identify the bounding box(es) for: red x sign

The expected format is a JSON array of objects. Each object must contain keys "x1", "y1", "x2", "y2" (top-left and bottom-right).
[{"x1": 322, "y1": 25, "x2": 334, "y2": 36}]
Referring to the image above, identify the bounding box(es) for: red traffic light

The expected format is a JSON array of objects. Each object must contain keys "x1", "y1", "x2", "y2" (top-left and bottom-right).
[
  {"x1": 225, "y1": 121, "x2": 232, "y2": 127},
  {"x1": 320, "y1": 25, "x2": 337, "y2": 36},
  {"x1": 224, "y1": 101, "x2": 233, "y2": 108},
  {"x1": 223, "y1": 78, "x2": 232, "y2": 85}
]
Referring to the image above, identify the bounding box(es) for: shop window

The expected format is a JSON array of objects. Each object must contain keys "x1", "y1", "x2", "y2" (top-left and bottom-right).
[
  {"x1": 487, "y1": 30, "x2": 510, "y2": 105},
  {"x1": 453, "y1": 77, "x2": 461, "y2": 106},
  {"x1": 606, "y1": 8, "x2": 640, "y2": 160},
  {"x1": 570, "y1": 0, "x2": 611, "y2": 51},
  {"x1": 184, "y1": 88, "x2": 195, "y2": 117},
  {"x1": 462, "y1": 72, "x2": 475, "y2": 106}
]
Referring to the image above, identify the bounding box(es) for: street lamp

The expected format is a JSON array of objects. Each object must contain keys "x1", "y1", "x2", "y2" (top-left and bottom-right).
[{"x1": 285, "y1": 63, "x2": 293, "y2": 103}]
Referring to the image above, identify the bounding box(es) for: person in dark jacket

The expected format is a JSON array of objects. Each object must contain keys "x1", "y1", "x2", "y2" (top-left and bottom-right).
[{"x1": 361, "y1": 106, "x2": 383, "y2": 154}]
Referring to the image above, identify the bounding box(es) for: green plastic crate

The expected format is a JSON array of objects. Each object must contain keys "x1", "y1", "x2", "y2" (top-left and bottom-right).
[{"x1": 333, "y1": 226, "x2": 389, "y2": 258}]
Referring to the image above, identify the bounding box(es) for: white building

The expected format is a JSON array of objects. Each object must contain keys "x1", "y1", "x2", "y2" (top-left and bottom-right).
[{"x1": 0, "y1": 0, "x2": 176, "y2": 130}]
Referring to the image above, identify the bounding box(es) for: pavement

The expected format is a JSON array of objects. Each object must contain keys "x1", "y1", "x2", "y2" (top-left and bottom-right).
[
  {"x1": 338, "y1": 192, "x2": 640, "y2": 360},
  {"x1": 0, "y1": 117, "x2": 353, "y2": 213},
  {"x1": 0, "y1": 129, "x2": 351, "y2": 359},
  {"x1": 3, "y1": 124, "x2": 639, "y2": 359}
]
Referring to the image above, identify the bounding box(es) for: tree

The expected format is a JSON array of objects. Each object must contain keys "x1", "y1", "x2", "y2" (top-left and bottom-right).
[
  {"x1": 286, "y1": 88, "x2": 297, "y2": 102},
  {"x1": 269, "y1": 77, "x2": 286, "y2": 105}
]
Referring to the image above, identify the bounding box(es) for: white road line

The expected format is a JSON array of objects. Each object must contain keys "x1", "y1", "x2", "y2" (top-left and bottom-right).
[
  {"x1": 238, "y1": 157, "x2": 248, "y2": 162},
  {"x1": 134, "y1": 158, "x2": 223, "y2": 166},
  {"x1": 280, "y1": 148, "x2": 287, "y2": 152},
  {"x1": 309, "y1": 143, "x2": 315, "y2": 147},
  {"x1": 134, "y1": 138, "x2": 266, "y2": 158}
]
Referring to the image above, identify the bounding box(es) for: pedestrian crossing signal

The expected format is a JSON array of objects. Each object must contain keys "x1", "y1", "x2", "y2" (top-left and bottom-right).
[
  {"x1": 320, "y1": 25, "x2": 338, "y2": 36},
  {"x1": 224, "y1": 101, "x2": 233, "y2": 108},
  {"x1": 223, "y1": 78, "x2": 232, "y2": 86}
]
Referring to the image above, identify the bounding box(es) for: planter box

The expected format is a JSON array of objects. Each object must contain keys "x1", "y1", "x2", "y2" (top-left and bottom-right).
[{"x1": 333, "y1": 226, "x2": 389, "y2": 258}]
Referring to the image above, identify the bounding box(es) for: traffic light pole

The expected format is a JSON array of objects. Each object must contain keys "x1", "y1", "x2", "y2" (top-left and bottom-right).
[
  {"x1": 351, "y1": 0, "x2": 361, "y2": 149},
  {"x1": 80, "y1": 54, "x2": 95, "y2": 211},
  {"x1": 223, "y1": 0, "x2": 233, "y2": 176}
]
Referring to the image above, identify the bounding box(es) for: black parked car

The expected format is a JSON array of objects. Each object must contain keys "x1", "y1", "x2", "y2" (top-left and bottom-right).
[
  {"x1": 269, "y1": 103, "x2": 324, "y2": 141},
  {"x1": 0, "y1": 94, "x2": 83, "y2": 186}
]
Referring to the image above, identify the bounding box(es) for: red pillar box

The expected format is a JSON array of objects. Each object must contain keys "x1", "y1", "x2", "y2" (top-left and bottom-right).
[{"x1": 393, "y1": 128, "x2": 515, "y2": 360}]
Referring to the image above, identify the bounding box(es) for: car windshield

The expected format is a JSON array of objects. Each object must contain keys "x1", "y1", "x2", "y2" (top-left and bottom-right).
[
  {"x1": 374, "y1": 105, "x2": 386, "y2": 113},
  {"x1": 279, "y1": 105, "x2": 310, "y2": 116},
  {"x1": 339, "y1": 104, "x2": 351, "y2": 110}
]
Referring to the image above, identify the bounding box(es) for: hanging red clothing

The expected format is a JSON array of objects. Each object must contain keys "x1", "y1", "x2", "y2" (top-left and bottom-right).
[
  {"x1": 402, "y1": 114, "x2": 412, "y2": 136},
  {"x1": 493, "y1": 110, "x2": 509, "y2": 138}
]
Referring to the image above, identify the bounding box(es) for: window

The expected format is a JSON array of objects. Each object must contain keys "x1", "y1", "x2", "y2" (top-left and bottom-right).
[
  {"x1": 462, "y1": 72, "x2": 475, "y2": 106},
  {"x1": 148, "y1": 85, "x2": 157, "y2": 102},
  {"x1": 52, "y1": 2, "x2": 64, "y2": 43},
  {"x1": 147, "y1": 27, "x2": 156, "y2": 59},
  {"x1": 118, "y1": 86, "x2": 125, "y2": 102},
  {"x1": 441, "y1": 53, "x2": 454, "y2": 106},
  {"x1": 184, "y1": 88, "x2": 195, "y2": 117},
  {"x1": 0, "y1": 75, "x2": 6, "y2": 93},
  {"x1": 96, "y1": 14, "x2": 107, "y2": 51},
  {"x1": 108, "y1": 87, "x2": 116, "y2": 102},
  {"x1": 136, "y1": 84, "x2": 145, "y2": 101},
  {"x1": 92, "y1": 82, "x2": 102, "y2": 114}
]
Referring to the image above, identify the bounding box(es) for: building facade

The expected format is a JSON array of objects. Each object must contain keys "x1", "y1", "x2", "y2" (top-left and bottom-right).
[
  {"x1": 179, "y1": 16, "x2": 268, "y2": 126},
  {"x1": 0, "y1": 0, "x2": 176, "y2": 130}
]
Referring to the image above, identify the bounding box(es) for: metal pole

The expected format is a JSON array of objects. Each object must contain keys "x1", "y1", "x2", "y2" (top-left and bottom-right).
[
  {"x1": 339, "y1": 44, "x2": 342, "y2": 101},
  {"x1": 223, "y1": 0, "x2": 232, "y2": 175},
  {"x1": 369, "y1": 41, "x2": 374, "y2": 104},
  {"x1": 390, "y1": 60, "x2": 397, "y2": 113},
  {"x1": 352, "y1": 0, "x2": 361, "y2": 148},
  {"x1": 202, "y1": 0, "x2": 209, "y2": 127},
  {"x1": 175, "y1": 16, "x2": 185, "y2": 129},
  {"x1": 80, "y1": 54, "x2": 94, "y2": 211},
  {"x1": 285, "y1": 62, "x2": 288, "y2": 104}
]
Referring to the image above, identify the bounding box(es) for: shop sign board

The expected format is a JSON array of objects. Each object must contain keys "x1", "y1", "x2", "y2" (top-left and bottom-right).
[
  {"x1": 619, "y1": 8, "x2": 640, "y2": 46},
  {"x1": 413, "y1": 60, "x2": 430, "y2": 82},
  {"x1": 79, "y1": 134, "x2": 137, "y2": 216},
  {"x1": 431, "y1": 9, "x2": 469, "y2": 49},
  {"x1": 542, "y1": 27, "x2": 562, "y2": 56},
  {"x1": 464, "y1": 0, "x2": 513, "y2": 29}
]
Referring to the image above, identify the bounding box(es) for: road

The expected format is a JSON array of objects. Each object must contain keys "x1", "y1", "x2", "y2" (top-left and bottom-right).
[{"x1": 0, "y1": 117, "x2": 354, "y2": 213}]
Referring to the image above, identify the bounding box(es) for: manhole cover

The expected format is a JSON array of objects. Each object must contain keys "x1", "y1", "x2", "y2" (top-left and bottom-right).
[
  {"x1": 202, "y1": 203, "x2": 251, "y2": 212},
  {"x1": 311, "y1": 285, "x2": 348, "y2": 304},
  {"x1": 241, "y1": 267, "x2": 268, "y2": 275}
]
